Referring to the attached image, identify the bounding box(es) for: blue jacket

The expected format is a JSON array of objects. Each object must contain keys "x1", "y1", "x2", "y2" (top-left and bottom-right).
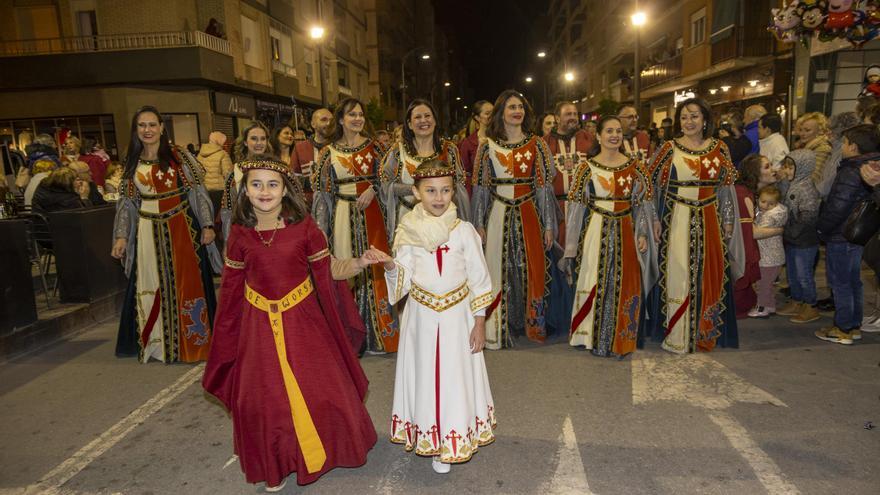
[
  {"x1": 744, "y1": 120, "x2": 760, "y2": 155},
  {"x1": 816, "y1": 153, "x2": 877, "y2": 243}
]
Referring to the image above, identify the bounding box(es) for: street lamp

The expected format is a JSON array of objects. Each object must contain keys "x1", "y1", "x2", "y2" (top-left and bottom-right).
[
  {"x1": 537, "y1": 51, "x2": 546, "y2": 58},
  {"x1": 309, "y1": 26, "x2": 325, "y2": 40},
  {"x1": 525, "y1": 76, "x2": 533, "y2": 83},
  {"x1": 444, "y1": 81, "x2": 451, "y2": 87},
  {"x1": 632, "y1": 4, "x2": 647, "y2": 119},
  {"x1": 564, "y1": 72, "x2": 575, "y2": 82},
  {"x1": 401, "y1": 48, "x2": 430, "y2": 120}
]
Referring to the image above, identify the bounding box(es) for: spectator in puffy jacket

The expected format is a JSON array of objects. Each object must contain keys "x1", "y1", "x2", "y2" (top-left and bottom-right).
[
  {"x1": 776, "y1": 149, "x2": 821, "y2": 324},
  {"x1": 198, "y1": 131, "x2": 233, "y2": 192},
  {"x1": 814, "y1": 124, "x2": 878, "y2": 345},
  {"x1": 858, "y1": 161, "x2": 880, "y2": 330}
]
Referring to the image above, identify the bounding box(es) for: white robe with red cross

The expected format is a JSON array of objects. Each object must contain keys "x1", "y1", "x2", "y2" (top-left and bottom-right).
[{"x1": 384, "y1": 220, "x2": 496, "y2": 463}]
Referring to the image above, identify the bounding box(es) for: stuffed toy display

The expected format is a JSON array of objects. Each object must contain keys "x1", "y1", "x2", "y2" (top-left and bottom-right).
[{"x1": 770, "y1": 0, "x2": 879, "y2": 47}]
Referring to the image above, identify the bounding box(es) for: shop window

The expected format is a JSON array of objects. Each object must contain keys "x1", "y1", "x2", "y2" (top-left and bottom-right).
[
  {"x1": 691, "y1": 8, "x2": 706, "y2": 47},
  {"x1": 305, "y1": 47, "x2": 316, "y2": 86},
  {"x1": 338, "y1": 62, "x2": 349, "y2": 89}
]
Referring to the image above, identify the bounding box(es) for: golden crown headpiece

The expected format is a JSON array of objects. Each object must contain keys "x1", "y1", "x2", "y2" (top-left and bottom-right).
[
  {"x1": 237, "y1": 157, "x2": 291, "y2": 177},
  {"x1": 411, "y1": 160, "x2": 455, "y2": 180}
]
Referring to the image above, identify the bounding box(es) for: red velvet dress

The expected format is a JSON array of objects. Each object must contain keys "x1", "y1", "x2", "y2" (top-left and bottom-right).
[
  {"x1": 733, "y1": 184, "x2": 760, "y2": 318},
  {"x1": 203, "y1": 218, "x2": 376, "y2": 487}
]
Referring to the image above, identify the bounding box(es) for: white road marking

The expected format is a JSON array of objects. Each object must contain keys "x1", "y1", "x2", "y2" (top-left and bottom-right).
[
  {"x1": 21, "y1": 364, "x2": 205, "y2": 495},
  {"x1": 543, "y1": 416, "x2": 595, "y2": 495},
  {"x1": 632, "y1": 354, "x2": 799, "y2": 494},
  {"x1": 632, "y1": 354, "x2": 786, "y2": 410},
  {"x1": 708, "y1": 411, "x2": 801, "y2": 495}
]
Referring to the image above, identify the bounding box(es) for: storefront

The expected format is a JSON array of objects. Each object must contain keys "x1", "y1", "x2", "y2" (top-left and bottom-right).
[
  {"x1": 212, "y1": 91, "x2": 257, "y2": 143},
  {"x1": 0, "y1": 115, "x2": 118, "y2": 158}
]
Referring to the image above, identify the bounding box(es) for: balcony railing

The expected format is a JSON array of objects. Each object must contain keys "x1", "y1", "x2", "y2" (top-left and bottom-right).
[
  {"x1": 640, "y1": 55, "x2": 682, "y2": 89},
  {"x1": 711, "y1": 26, "x2": 775, "y2": 65},
  {"x1": 0, "y1": 31, "x2": 230, "y2": 57}
]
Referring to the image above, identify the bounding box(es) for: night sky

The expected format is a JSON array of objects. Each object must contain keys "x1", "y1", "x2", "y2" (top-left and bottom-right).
[{"x1": 433, "y1": 0, "x2": 549, "y2": 109}]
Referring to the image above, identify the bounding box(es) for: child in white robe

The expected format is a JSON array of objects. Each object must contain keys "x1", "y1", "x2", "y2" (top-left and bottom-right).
[{"x1": 377, "y1": 159, "x2": 496, "y2": 474}]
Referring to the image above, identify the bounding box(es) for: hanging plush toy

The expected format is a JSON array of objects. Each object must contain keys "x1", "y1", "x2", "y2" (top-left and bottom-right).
[
  {"x1": 771, "y1": 1, "x2": 804, "y2": 42},
  {"x1": 859, "y1": 65, "x2": 880, "y2": 97},
  {"x1": 825, "y1": 0, "x2": 856, "y2": 31}
]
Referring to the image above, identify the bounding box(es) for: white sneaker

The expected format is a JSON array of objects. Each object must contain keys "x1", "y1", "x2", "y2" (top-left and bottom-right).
[
  {"x1": 265, "y1": 479, "x2": 287, "y2": 492},
  {"x1": 748, "y1": 306, "x2": 770, "y2": 318},
  {"x1": 432, "y1": 457, "x2": 451, "y2": 474},
  {"x1": 861, "y1": 313, "x2": 880, "y2": 332}
]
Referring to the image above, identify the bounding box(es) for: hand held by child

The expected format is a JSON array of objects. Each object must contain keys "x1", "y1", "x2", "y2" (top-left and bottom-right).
[{"x1": 470, "y1": 316, "x2": 486, "y2": 354}]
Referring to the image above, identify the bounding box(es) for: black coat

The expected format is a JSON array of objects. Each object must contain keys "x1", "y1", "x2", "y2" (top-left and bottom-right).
[
  {"x1": 816, "y1": 154, "x2": 876, "y2": 243},
  {"x1": 32, "y1": 183, "x2": 86, "y2": 215}
]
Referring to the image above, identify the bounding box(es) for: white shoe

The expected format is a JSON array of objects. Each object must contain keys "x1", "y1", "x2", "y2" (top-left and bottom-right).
[
  {"x1": 265, "y1": 479, "x2": 287, "y2": 492},
  {"x1": 432, "y1": 457, "x2": 451, "y2": 474},
  {"x1": 861, "y1": 313, "x2": 880, "y2": 332}
]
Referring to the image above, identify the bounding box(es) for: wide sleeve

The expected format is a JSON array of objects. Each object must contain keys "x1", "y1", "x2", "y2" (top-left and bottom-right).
[
  {"x1": 633, "y1": 164, "x2": 660, "y2": 293},
  {"x1": 219, "y1": 172, "x2": 236, "y2": 241},
  {"x1": 462, "y1": 223, "x2": 493, "y2": 316},
  {"x1": 384, "y1": 244, "x2": 415, "y2": 306},
  {"x1": 379, "y1": 148, "x2": 402, "y2": 234},
  {"x1": 113, "y1": 178, "x2": 140, "y2": 277},
  {"x1": 447, "y1": 144, "x2": 471, "y2": 222},
  {"x1": 534, "y1": 138, "x2": 557, "y2": 234},
  {"x1": 458, "y1": 136, "x2": 476, "y2": 183},
  {"x1": 564, "y1": 162, "x2": 590, "y2": 259},
  {"x1": 470, "y1": 141, "x2": 492, "y2": 230},
  {"x1": 305, "y1": 218, "x2": 369, "y2": 397},
  {"x1": 201, "y1": 226, "x2": 247, "y2": 410},
  {"x1": 311, "y1": 148, "x2": 335, "y2": 236}
]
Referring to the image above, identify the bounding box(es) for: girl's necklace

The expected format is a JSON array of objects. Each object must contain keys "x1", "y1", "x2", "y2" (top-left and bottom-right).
[{"x1": 255, "y1": 216, "x2": 282, "y2": 247}]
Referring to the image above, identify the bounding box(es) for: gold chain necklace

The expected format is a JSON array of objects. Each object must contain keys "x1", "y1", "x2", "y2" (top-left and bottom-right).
[{"x1": 255, "y1": 217, "x2": 282, "y2": 247}]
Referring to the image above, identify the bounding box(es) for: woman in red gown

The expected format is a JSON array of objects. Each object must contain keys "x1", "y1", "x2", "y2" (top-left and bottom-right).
[{"x1": 203, "y1": 156, "x2": 376, "y2": 490}]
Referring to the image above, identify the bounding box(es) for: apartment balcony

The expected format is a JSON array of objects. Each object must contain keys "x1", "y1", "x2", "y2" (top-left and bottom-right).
[
  {"x1": 640, "y1": 55, "x2": 682, "y2": 89},
  {"x1": 0, "y1": 31, "x2": 234, "y2": 90},
  {"x1": 711, "y1": 26, "x2": 776, "y2": 66}
]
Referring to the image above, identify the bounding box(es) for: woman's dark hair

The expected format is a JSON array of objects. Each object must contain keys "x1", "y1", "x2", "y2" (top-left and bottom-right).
[
  {"x1": 231, "y1": 158, "x2": 309, "y2": 227},
  {"x1": 42, "y1": 166, "x2": 78, "y2": 192},
  {"x1": 737, "y1": 153, "x2": 764, "y2": 194},
  {"x1": 233, "y1": 122, "x2": 272, "y2": 163},
  {"x1": 402, "y1": 98, "x2": 442, "y2": 154},
  {"x1": 332, "y1": 97, "x2": 373, "y2": 142},
  {"x1": 269, "y1": 125, "x2": 294, "y2": 161},
  {"x1": 81, "y1": 136, "x2": 98, "y2": 155},
  {"x1": 674, "y1": 97, "x2": 715, "y2": 139},
  {"x1": 538, "y1": 112, "x2": 556, "y2": 136},
  {"x1": 124, "y1": 106, "x2": 174, "y2": 179},
  {"x1": 486, "y1": 90, "x2": 535, "y2": 142},
  {"x1": 587, "y1": 115, "x2": 623, "y2": 158}
]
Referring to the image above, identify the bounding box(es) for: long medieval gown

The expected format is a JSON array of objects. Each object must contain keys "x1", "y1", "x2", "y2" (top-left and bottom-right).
[
  {"x1": 312, "y1": 139, "x2": 398, "y2": 353},
  {"x1": 384, "y1": 210, "x2": 496, "y2": 462},
  {"x1": 565, "y1": 157, "x2": 658, "y2": 357},
  {"x1": 647, "y1": 139, "x2": 745, "y2": 353},
  {"x1": 379, "y1": 138, "x2": 471, "y2": 235},
  {"x1": 202, "y1": 219, "x2": 377, "y2": 487},
  {"x1": 114, "y1": 149, "x2": 220, "y2": 363},
  {"x1": 471, "y1": 135, "x2": 556, "y2": 349}
]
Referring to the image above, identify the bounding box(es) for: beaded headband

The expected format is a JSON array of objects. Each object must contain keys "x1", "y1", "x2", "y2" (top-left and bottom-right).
[
  {"x1": 411, "y1": 162, "x2": 455, "y2": 180},
  {"x1": 237, "y1": 158, "x2": 291, "y2": 176}
]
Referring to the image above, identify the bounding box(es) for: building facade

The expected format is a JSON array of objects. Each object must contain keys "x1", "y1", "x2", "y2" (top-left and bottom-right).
[{"x1": 0, "y1": 0, "x2": 371, "y2": 157}]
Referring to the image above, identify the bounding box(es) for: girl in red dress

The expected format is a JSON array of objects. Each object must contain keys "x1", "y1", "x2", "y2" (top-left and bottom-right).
[{"x1": 203, "y1": 156, "x2": 377, "y2": 491}]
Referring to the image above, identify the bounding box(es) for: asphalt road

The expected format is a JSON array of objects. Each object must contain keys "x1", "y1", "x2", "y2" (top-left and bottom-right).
[{"x1": 1, "y1": 308, "x2": 878, "y2": 495}]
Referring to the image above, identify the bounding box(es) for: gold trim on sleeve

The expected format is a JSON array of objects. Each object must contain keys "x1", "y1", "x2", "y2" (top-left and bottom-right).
[
  {"x1": 470, "y1": 291, "x2": 494, "y2": 313},
  {"x1": 224, "y1": 256, "x2": 245, "y2": 269},
  {"x1": 307, "y1": 248, "x2": 330, "y2": 263}
]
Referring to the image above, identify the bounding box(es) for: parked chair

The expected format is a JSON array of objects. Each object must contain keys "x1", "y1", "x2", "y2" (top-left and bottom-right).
[{"x1": 19, "y1": 211, "x2": 55, "y2": 307}]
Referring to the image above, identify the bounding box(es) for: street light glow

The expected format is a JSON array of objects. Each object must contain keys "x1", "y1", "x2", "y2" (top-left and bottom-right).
[
  {"x1": 632, "y1": 12, "x2": 647, "y2": 27},
  {"x1": 537, "y1": 51, "x2": 546, "y2": 58},
  {"x1": 309, "y1": 26, "x2": 325, "y2": 40},
  {"x1": 444, "y1": 81, "x2": 451, "y2": 87},
  {"x1": 525, "y1": 76, "x2": 533, "y2": 83},
  {"x1": 721, "y1": 85, "x2": 732, "y2": 92},
  {"x1": 421, "y1": 54, "x2": 430, "y2": 60},
  {"x1": 748, "y1": 80, "x2": 759, "y2": 87},
  {"x1": 455, "y1": 96, "x2": 461, "y2": 101},
  {"x1": 564, "y1": 72, "x2": 575, "y2": 82}
]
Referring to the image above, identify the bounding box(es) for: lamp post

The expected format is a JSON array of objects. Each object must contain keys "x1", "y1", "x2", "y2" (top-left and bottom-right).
[
  {"x1": 401, "y1": 49, "x2": 430, "y2": 121},
  {"x1": 632, "y1": 5, "x2": 647, "y2": 118},
  {"x1": 309, "y1": 25, "x2": 327, "y2": 107}
]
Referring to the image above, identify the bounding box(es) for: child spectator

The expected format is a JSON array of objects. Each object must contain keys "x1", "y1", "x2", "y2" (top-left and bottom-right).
[
  {"x1": 775, "y1": 150, "x2": 822, "y2": 323},
  {"x1": 815, "y1": 124, "x2": 879, "y2": 345},
  {"x1": 758, "y1": 114, "x2": 790, "y2": 169},
  {"x1": 749, "y1": 185, "x2": 788, "y2": 317}
]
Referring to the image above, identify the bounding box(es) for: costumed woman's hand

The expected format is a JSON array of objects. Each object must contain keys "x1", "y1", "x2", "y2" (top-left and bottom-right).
[
  {"x1": 638, "y1": 236, "x2": 648, "y2": 253},
  {"x1": 653, "y1": 219, "x2": 661, "y2": 241},
  {"x1": 111, "y1": 238, "x2": 127, "y2": 259},
  {"x1": 544, "y1": 229, "x2": 553, "y2": 250},
  {"x1": 477, "y1": 227, "x2": 486, "y2": 245},
  {"x1": 724, "y1": 223, "x2": 733, "y2": 238},
  {"x1": 356, "y1": 188, "x2": 376, "y2": 211},
  {"x1": 470, "y1": 317, "x2": 486, "y2": 353},
  {"x1": 201, "y1": 227, "x2": 215, "y2": 245}
]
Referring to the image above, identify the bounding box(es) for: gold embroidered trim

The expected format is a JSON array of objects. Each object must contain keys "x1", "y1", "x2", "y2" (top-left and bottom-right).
[
  {"x1": 224, "y1": 257, "x2": 244, "y2": 269},
  {"x1": 470, "y1": 291, "x2": 493, "y2": 313},
  {"x1": 410, "y1": 281, "x2": 470, "y2": 312},
  {"x1": 307, "y1": 248, "x2": 330, "y2": 262}
]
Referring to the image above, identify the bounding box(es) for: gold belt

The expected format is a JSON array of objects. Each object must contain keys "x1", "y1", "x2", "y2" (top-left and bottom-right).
[
  {"x1": 410, "y1": 281, "x2": 469, "y2": 312},
  {"x1": 245, "y1": 278, "x2": 326, "y2": 474}
]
